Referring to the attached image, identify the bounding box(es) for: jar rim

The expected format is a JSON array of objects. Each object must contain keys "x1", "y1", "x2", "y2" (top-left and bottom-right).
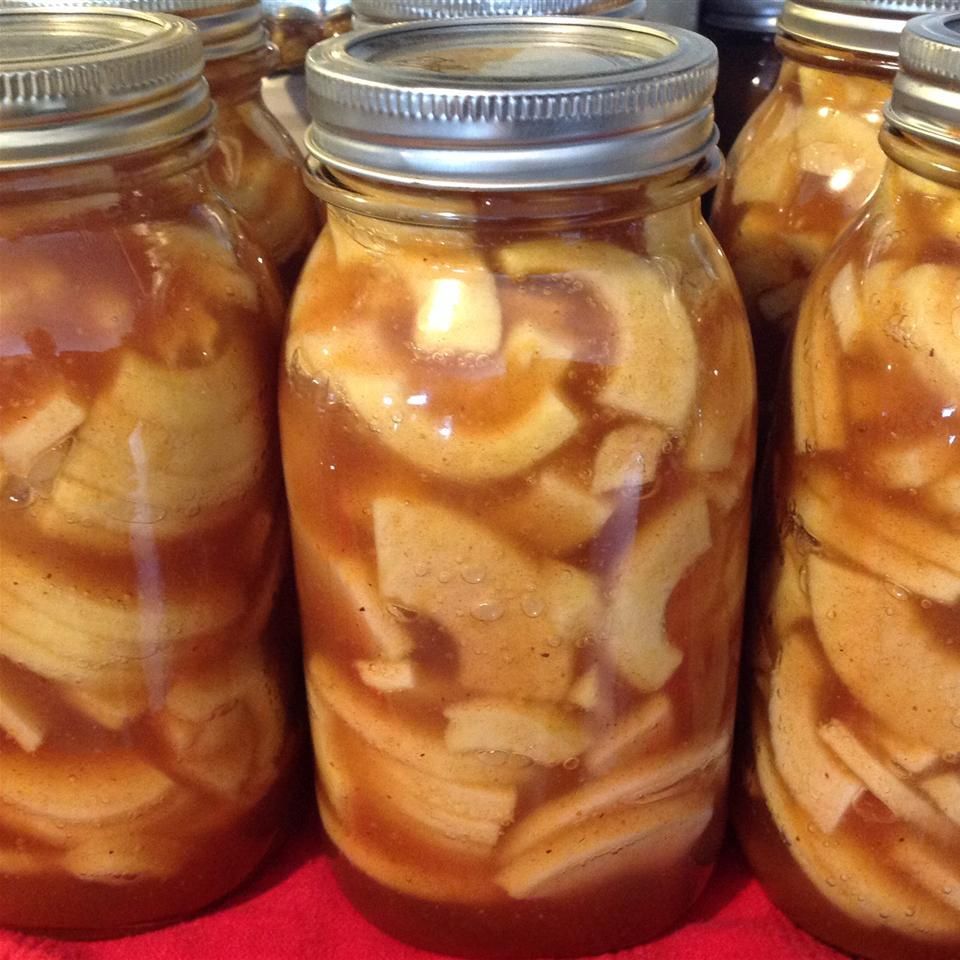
[
  {"x1": 349, "y1": 0, "x2": 646, "y2": 25},
  {"x1": 305, "y1": 17, "x2": 719, "y2": 190}
]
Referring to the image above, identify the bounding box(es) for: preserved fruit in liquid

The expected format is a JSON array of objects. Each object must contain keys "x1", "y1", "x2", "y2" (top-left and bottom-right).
[
  {"x1": 282, "y1": 188, "x2": 756, "y2": 957},
  {"x1": 742, "y1": 127, "x2": 960, "y2": 960}
]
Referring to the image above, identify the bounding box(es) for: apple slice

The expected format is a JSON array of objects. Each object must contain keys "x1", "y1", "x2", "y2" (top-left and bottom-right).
[
  {"x1": 318, "y1": 798, "x2": 498, "y2": 905},
  {"x1": 335, "y1": 369, "x2": 580, "y2": 484},
  {"x1": 444, "y1": 698, "x2": 587, "y2": 767},
  {"x1": 0, "y1": 391, "x2": 85, "y2": 478},
  {"x1": 567, "y1": 666, "x2": 599, "y2": 711},
  {"x1": 374, "y1": 497, "x2": 600, "y2": 700},
  {"x1": 0, "y1": 750, "x2": 172, "y2": 825},
  {"x1": 889, "y1": 837, "x2": 960, "y2": 916},
  {"x1": 491, "y1": 470, "x2": 612, "y2": 555},
  {"x1": 819, "y1": 719, "x2": 956, "y2": 844},
  {"x1": 807, "y1": 554, "x2": 960, "y2": 755},
  {"x1": 868, "y1": 436, "x2": 956, "y2": 491},
  {"x1": 603, "y1": 490, "x2": 711, "y2": 692},
  {"x1": 42, "y1": 341, "x2": 267, "y2": 543},
  {"x1": 306, "y1": 653, "x2": 530, "y2": 787},
  {"x1": 407, "y1": 247, "x2": 502, "y2": 357},
  {"x1": 767, "y1": 630, "x2": 864, "y2": 833},
  {"x1": 754, "y1": 719, "x2": 959, "y2": 937},
  {"x1": 921, "y1": 772, "x2": 960, "y2": 828},
  {"x1": 592, "y1": 423, "x2": 666, "y2": 493},
  {"x1": 496, "y1": 239, "x2": 697, "y2": 431},
  {"x1": 500, "y1": 732, "x2": 729, "y2": 862},
  {"x1": 795, "y1": 466, "x2": 960, "y2": 603},
  {"x1": 792, "y1": 298, "x2": 846, "y2": 453},
  {"x1": 730, "y1": 95, "x2": 801, "y2": 207},
  {"x1": 586, "y1": 694, "x2": 674, "y2": 773},
  {"x1": 0, "y1": 664, "x2": 46, "y2": 753},
  {"x1": 355, "y1": 658, "x2": 417, "y2": 693},
  {"x1": 62, "y1": 831, "x2": 190, "y2": 884},
  {"x1": 0, "y1": 549, "x2": 244, "y2": 688},
  {"x1": 495, "y1": 792, "x2": 713, "y2": 900}
]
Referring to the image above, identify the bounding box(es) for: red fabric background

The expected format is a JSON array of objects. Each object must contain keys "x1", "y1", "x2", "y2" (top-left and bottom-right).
[{"x1": 0, "y1": 814, "x2": 847, "y2": 960}]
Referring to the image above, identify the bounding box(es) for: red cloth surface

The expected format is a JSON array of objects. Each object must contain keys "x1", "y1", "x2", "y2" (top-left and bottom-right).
[{"x1": 1, "y1": 814, "x2": 847, "y2": 960}]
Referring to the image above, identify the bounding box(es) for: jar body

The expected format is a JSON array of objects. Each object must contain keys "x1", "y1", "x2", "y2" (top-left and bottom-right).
[
  {"x1": 711, "y1": 45, "x2": 890, "y2": 434},
  {"x1": 206, "y1": 51, "x2": 320, "y2": 289},
  {"x1": 0, "y1": 147, "x2": 296, "y2": 936},
  {"x1": 741, "y1": 146, "x2": 960, "y2": 960},
  {"x1": 282, "y1": 176, "x2": 756, "y2": 958},
  {"x1": 701, "y1": 24, "x2": 781, "y2": 156}
]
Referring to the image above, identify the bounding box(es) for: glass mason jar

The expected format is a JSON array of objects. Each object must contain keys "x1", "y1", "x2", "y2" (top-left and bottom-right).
[
  {"x1": 710, "y1": 0, "x2": 959, "y2": 437},
  {"x1": 349, "y1": 0, "x2": 646, "y2": 27},
  {"x1": 0, "y1": 10, "x2": 295, "y2": 936},
  {"x1": 261, "y1": 0, "x2": 352, "y2": 154},
  {"x1": 699, "y1": 0, "x2": 784, "y2": 155},
  {"x1": 283, "y1": 18, "x2": 756, "y2": 959},
  {"x1": 741, "y1": 13, "x2": 960, "y2": 960}
]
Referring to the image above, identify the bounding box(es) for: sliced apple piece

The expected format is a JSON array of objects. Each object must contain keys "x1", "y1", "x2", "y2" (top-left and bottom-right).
[
  {"x1": 808, "y1": 554, "x2": 960, "y2": 755},
  {"x1": 586, "y1": 694, "x2": 674, "y2": 774},
  {"x1": 0, "y1": 845, "x2": 56, "y2": 876},
  {"x1": 0, "y1": 549, "x2": 244, "y2": 688},
  {"x1": 754, "y1": 719, "x2": 959, "y2": 937},
  {"x1": 868, "y1": 436, "x2": 956, "y2": 491},
  {"x1": 795, "y1": 102, "x2": 883, "y2": 184},
  {"x1": 497, "y1": 239, "x2": 697, "y2": 431},
  {"x1": 592, "y1": 423, "x2": 666, "y2": 493},
  {"x1": 500, "y1": 732, "x2": 729, "y2": 862},
  {"x1": 0, "y1": 391, "x2": 85, "y2": 478},
  {"x1": 374, "y1": 497, "x2": 595, "y2": 700},
  {"x1": 0, "y1": 750, "x2": 172, "y2": 825},
  {"x1": 870, "y1": 724, "x2": 940, "y2": 777},
  {"x1": 495, "y1": 792, "x2": 713, "y2": 900},
  {"x1": 407, "y1": 247, "x2": 502, "y2": 357},
  {"x1": 819, "y1": 719, "x2": 956, "y2": 844},
  {"x1": 768, "y1": 630, "x2": 864, "y2": 833},
  {"x1": 41, "y1": 341, "x2": 267, "y2": 543},
  {"x1": 336, "y1": 369, "x2": 579, "y2": 484},
  {"x1": 491, "y1": 470, "x2": 612, "y2": 555},
  {"x1": 795, "y1": 466, "x2": 960, "y2": 603},
  {"x1": 354, "y1": 658, "x2": 417, "y2": 693},
  {"x1": 0, "y1": 668, "x2": 47, "y2": 753},
  {"x1": 792, "y1": 300, "x2": 846, "y2": 453},
  {"x1": 444, "y1": 698, "x2": 587, "y2": 767},
  {"x1": 730, "y1": 95, "x2": 801, "y2": 207},
  {"x1": 568, "y1": 666, "x2": 599, "y2": 711},
  {"x1": 308, "y1": 696, "x2": 355, "y2": 818},
  {"x1": 356, "y1": 733, "x2": 516, "y2": 849},
  {"x1": 829, "y1": 261, "x2": 866, "y2": 352},
  {"x1": 889, "y1": 837, "x2": 960, "y2": 916},
  {"x1": 318, "y1": 798, "x2": 498, "y2": 904},
  {"x1": 604, "y1": 490, "x2": 711, "y2": 693},
  {"x1": 306, "y1": 653, "x2": 529, "y2": 787},
  {"x1": 921, "y1": 772, "x2": 960, "y2": 828}
]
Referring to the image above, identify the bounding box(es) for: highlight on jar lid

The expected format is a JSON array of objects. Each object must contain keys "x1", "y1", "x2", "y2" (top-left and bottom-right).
[
  {"x1": 0, "y1": 0, "x2": 267, "y2": 60},
  {"x1": 700, "y1": 0, "x2": 783, "y2": 32},
  {"x1": 350, "y1": 0, "x2": 646, "y2": 26},
  {"x1": 886, "y1": 12, "x2": 960, "y2": 144},
  {"x1": 305, "y1": 17, "x2": 718, "y2": 190},
  {"x1": 780, "y1": 0, "x2": 960, "y2": 57},
  {"x1": 0, "y1": 8, "x2": 211, "y2": 169}
]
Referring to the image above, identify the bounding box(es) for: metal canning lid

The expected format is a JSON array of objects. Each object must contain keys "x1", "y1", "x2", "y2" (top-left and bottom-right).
[
  {"x1": 700, "y1": 0, "x2": 783, "y2": 33},
  {"x1": 886, "y1": 12, "x2": 960, "y2": 145},
  {"x1": 0, "y1": 8, "x2": 212, "y2": 170},
  {"x1": 351, "y1": 0, "x2": 645, "y2": 25},
  {"x1": 305, "y1": 17, "x2": 718, "y2": 190},
  {"x1": 0, "y1": 0, "x2": 268, "y2": 60},
  {"x1": 780, "y1": 0, "x2": 960, "y2": 58}
]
